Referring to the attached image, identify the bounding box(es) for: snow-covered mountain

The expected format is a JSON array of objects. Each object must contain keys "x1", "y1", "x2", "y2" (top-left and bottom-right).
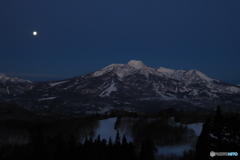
[
  {"x1": 0, "y1": 74, "x2": 32, "y2": 96},
  {"x1": 74, "y1": 60, "x2": 240, "y2": 97},
  {"x1": 2, "y1": 60, "x2": 240, "y2": 114},
  {"x1": 0, "y1": 74, "x2": 31, "y2": 84}
]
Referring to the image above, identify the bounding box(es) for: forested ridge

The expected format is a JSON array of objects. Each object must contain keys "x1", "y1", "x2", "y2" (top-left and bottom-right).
[
  {"x1": 0, "y1": 130, "x2": 157, "y2": 160},
  {"x1": 0, "y1": 107, "x2": 239, "y2": 160}
]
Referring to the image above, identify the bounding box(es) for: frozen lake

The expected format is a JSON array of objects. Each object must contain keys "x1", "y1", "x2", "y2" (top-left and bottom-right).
[
  {"x1": 94, "y1": 118, "x2": 203, "y2": 156},
  {"x1": 157, "y1": 144, "x2": 192, "y2": 156},
  {"x1": 157, "y1": 123, "x2": 203, "y2": 156},
  {"x1": 94, "y1": 117, "x2": 133, "y2": 142},
  {"x1": 187, "y1": 123, "x2": 203, "y2": 136},
  {"x1": 0, "y1": 117, "x2": 203, "y2": 156},
  {"x1": 94, "y1": 117, "x2": 117, "y2": 140}
]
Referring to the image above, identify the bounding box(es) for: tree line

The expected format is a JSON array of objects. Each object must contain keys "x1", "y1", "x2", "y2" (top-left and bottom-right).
[
  {"x1": 195, "y1": 106, "x2": 240, "y2": 160},
  {"x1": 0, "y1": 130, "x2": 157, "y2": 160}
]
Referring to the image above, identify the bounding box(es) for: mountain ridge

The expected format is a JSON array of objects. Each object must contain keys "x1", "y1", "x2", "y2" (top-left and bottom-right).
[
  {"x1": 1, "y1": 60, "x2": 240, "y2": 96},
  {"x1": 0, "y1": 73, "x2": 31, "y2": 84},
  {"x1": 89, "y1": 60, "x2": 239, "y2": 94},
  {"x1": 0, "y1": 73, "x2": 32, "y2": 96},
  {"x1": 1, "y1": 60, "x2": 240, "y2": 115}
]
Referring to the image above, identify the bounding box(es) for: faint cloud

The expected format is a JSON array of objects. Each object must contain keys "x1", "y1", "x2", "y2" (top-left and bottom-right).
[{"x1": 4, "y1": 73, "x2": 69, "y2": 78}]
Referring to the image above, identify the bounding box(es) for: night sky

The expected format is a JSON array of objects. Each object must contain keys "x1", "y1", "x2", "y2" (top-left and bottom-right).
[{"x1": 1, "y1": 0, "x2": 240, "y2": 84}]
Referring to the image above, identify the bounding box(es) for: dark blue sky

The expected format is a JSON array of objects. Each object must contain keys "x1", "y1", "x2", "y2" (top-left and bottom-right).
[{"x1": 1, "y1": 0, "x2": 240, "y2": 84}]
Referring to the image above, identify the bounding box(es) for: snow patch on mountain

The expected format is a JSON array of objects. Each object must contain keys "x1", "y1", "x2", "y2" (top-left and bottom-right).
[
  {"x1": 63, "y1": 83, "x2": 76, "y2": 90},
  {"x1": 201, "y1": 91, "x2": 219, "y2": 98},
  {"x1": 152, "y1": 82, "x2": 164, "y2": 94},
  {"x1": 99, "y1": 80, "x2": 117, "y2": 97},
  {"x1": 151, "y1": 83, "x2": 177, "y2": 100},
  {"x1": 38, "y1": 97, "x2": 56, "y2": 101},
  {"x1": 179, "y1": 86, "x2": 190, "y2": 92},
  {"x1": 188, "y1": 90, "x2": 199, "y2": 97},
  {"x1": 227, "y1": 86, "x2": 240, "y2": 94},
  {"x1": 152, "y1": 82, "x2": 160, "y2": 93},
  {"x1": 49, "y1": 81, "x2": 67, "y2": 87}
]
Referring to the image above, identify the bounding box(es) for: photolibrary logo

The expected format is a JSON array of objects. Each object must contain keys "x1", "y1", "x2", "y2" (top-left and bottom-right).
[
  {"x1": 210, "y1": 151, "x2": 238, "y2": 157},
  {"x1": 210, "y1": 151, "x2": 215, "y2": 157}
]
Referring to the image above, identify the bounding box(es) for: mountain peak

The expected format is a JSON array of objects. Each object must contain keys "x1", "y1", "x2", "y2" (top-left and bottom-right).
[
  {"x1": 0, "y1": 73, "x2": 31, "y2": 84},
  {"x1": 183, "y1": 69, "x2": 213, "y2": 84},
  {"x1": 126, "y1": 60, "x2": 146, "y2": 69},
  {"x1": 0, "y1": 73, "x2": 6, "y2": 77}
]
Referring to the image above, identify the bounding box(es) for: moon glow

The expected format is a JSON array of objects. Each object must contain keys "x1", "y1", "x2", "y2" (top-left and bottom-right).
[{"x1": 33, "y1": 31, "x2": 37, "y2": 36}]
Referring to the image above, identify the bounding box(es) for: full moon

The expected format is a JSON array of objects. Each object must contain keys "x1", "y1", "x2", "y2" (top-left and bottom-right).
[{"x1": 33, "y1": 31, "x2": 37, "y2": 36}]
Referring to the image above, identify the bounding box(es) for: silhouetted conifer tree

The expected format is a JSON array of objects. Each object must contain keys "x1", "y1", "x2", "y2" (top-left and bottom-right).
[
  {"x1": 114, "y1": 117, "x2": 121, "y2": 130},
  {"x1": 195, "y1": 106, "x2": 240, "y2": 159},
  {"x1": 84, "y1": 136, "x2": 88, "y2": 145},
  {"x1": 67, "y1": 134, "x2": 77, "y2": 159},
  {"x1": 97, "y1": 134, "x2": 101, "y2": 142},
  {"x1": 195, "y1": 117, "x2": 211, "y2": 160},
  {"x1": 115, "y1": 131, "x2": 121, "y2": 145},
  {"x1": 139, "y1": 137, "x2": 157, "y2": 160},
  {"x1": 214, "y1": 105, "x2": 224, "y2": 125},
  {"x1": 108, "y1": 137, "x2": 112, "y2": 147},
  {"x1": 122, "y1": 134, "x2": 127, "y2": 145}
]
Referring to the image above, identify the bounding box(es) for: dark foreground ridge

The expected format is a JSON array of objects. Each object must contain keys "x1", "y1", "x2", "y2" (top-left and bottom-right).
[{"x1": 0, "y1": 106, "x2": 239, "y2": 160}]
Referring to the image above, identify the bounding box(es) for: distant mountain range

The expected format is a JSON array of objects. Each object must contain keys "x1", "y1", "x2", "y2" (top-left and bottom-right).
[
  {"x1": 0, "y1": 73, "x2": 31, "y2": 96},
  {"x1": 1, "y1": 60, "x2": 240, "y2": 115}
]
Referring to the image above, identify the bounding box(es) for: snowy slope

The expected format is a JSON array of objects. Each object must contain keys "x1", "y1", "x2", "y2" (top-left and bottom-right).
[
  {"x1": 92, "y1": 64, "x2": 122, "y2": 77},
  {"x1": 0, "y1": 74, "x2": 31, "y2": 84},
  {"x1": 99, "y1": 80, "x2": 117, "y2": 97},
  {"x1": 0, "y1": 74, "x2": 32, "y2": 96},
  {"x1": 23, "y1": 60, "x2": 240, "y2": 102},
  {"x1": 4, "y1": 60, "x2": 240, "y2": 112},
  {"x1": 90, "y1": 60, "x2": 240, "y2": 96}
]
